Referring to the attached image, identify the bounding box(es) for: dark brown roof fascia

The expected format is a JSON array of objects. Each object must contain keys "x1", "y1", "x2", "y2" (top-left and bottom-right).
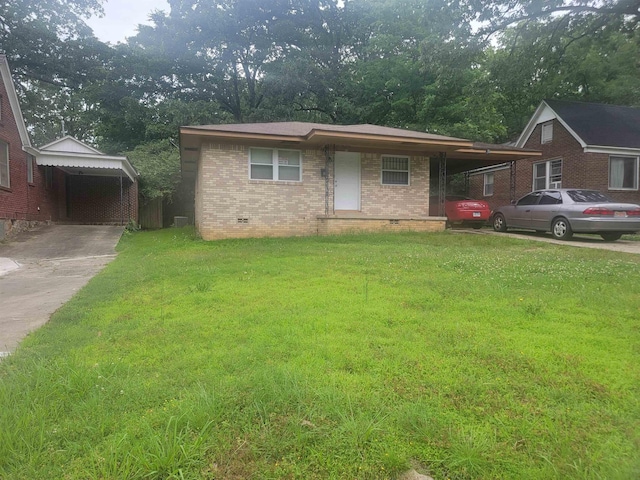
[
  {"x1": 306, "y1": 128, "x2": 473, "y2": 148},
  {"x1": 453, "y1": 147, "x2": 542, "y2": 157},
  {"x1": 179, "y1": 126, "x2": 304, "y2": 144}
]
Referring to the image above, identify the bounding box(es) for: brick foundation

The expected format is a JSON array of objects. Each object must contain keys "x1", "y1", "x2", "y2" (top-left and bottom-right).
[{"x1": 317, "y1": 216, "x2": 445, "y2": 235}]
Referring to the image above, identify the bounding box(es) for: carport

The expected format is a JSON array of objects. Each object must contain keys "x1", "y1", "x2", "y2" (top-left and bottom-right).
[
  {"x1": 430, "y1": 142, "x2": 541, "y2": 216},
  {"x1": 27, "y1": 136, "x2": 139, "y2": 225}
]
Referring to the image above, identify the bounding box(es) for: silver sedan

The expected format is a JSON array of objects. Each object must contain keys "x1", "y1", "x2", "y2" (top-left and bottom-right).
[{"x1": 492, "y1": 189, "x2": 640, "y2": 241}]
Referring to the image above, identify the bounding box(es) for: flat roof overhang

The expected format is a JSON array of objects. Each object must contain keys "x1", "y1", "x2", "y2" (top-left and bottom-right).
[
  {"x1": 179, "y1": 126, "x2": 541, "y2": 175},
  {"x1": 445, "y1": 145, "x2": 542, "y2": 174}
]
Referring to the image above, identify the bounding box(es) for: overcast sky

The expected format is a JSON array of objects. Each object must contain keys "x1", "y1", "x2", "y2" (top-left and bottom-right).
[{"x1": 85, "y1": 0, "x2": 170, "y2": 44}]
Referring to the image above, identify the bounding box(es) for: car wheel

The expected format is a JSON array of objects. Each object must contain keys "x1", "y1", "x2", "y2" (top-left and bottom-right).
[
  {"x1": 601, "y1": 232, "x2": 622, "y2": 242},
  {"x1": 493, "y1": 213, "x2": 507, "y2": 232},
  {"x1": 551, "y1": 217, "x2": 573, "y2": 240}
]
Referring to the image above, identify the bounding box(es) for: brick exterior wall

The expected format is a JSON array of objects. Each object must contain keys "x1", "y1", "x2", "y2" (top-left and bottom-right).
[
  {"x1": 468, "y1": 166, "x2": 512, "y2": 211},
  {"x1": 66, "y1": 175, "x2": 138, "y2": 224},
  {"x1": 0, "y1": 76, "x2": 58, "y2": 224},
  {"x1": 360, "y1": 153, "x2": 430, "y2": 217},
  {"x1": 195, "y1": 143, "x2": 438, "y2": 240},
  {"x1": 469, "y1": 118, "x2": 640, "y2": 209}
]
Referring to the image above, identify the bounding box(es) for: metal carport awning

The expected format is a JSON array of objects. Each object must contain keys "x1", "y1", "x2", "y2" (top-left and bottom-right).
[{"x1": 33, "y1": 151, "x2": 138, "y2": 182}]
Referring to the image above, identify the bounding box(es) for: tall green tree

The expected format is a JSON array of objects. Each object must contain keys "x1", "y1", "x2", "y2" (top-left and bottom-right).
[
  {"x1": 0, "y1": 0, "x2": 111, "y2": 144},
  {"x1": 485, "y1": 12, "x2": 640, "y2": 138}
]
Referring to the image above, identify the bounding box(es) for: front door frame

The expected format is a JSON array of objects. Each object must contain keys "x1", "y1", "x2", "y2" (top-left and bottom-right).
[{"x1": 334, "y1": 151, "x2": 361, "y2": 211}]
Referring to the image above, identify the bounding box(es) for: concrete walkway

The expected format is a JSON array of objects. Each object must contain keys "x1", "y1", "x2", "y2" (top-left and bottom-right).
[
  {"x1": 453, "y1": 228, "x2": 640, "y2": 254},
  {"x1": 0, "y1": 225, "x2": 124, "y2": 355}
]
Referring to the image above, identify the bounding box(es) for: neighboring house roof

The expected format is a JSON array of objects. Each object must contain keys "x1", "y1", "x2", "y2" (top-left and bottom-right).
[
  {"x1": 181, "y1": 121, "x2": 540, "y2": 175},
  {"x1": 517, "y1": 99, "x2": 640, "y2": 154},
  {"x1": 39, "y1": 135, "x2": 104, "y2": 155},
  {"x1": 34, "y1": 136, "x2": 138, "y2": 182},
  {"x1": 0, "y1": 54, "x2": 32, "y2": 148}
]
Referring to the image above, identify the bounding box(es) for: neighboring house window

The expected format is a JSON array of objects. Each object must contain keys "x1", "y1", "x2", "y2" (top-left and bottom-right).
[
  {"x1": 381, "y1": 155, "x2": 409, "y2": 185},
  {"x1": 609, "y1": 155, "x2": 638, "y2": 190},
  {"x1": 249, "y1": 148, "x2": 301, "y2": 181},
  {"x1": 541, "y1": 122, "x2": 553, "y2": 144},
  {"x1": 533, "y1": 158, "x2": 562, "y2": 190},
  {"x1": 483, "y1": 172, "x2": 494, "y2": 196},
  {"x1": 27, "y1": 154, "x2": 34, "y2": 183},
  {"x1": 0, "y1": 140, "x2": 9, "y2": 188}
]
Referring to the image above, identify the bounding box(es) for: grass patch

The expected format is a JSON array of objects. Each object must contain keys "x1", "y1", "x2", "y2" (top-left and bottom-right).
[{"x1": 1, "y1": 229, "x2": 639, "y2": 479}]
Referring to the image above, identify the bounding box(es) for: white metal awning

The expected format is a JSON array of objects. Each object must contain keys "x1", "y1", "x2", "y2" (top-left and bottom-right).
[{"x1": 28, "y1": 136, "x2": 138, "y2": 182}]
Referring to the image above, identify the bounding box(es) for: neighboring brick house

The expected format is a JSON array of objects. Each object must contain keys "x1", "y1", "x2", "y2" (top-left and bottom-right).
[
  {"x1": 0, "y1": 54, "x2": 47, "y2": 235},
  {"x1": 0, "y1": 55, "x2": 138, "y2": 237},
  {"x1": 180, "y1": 122, "x2": 537, "y2": 240},
  {"x1": 469, "y1": 100, "x2": 640, "y2": 209}
]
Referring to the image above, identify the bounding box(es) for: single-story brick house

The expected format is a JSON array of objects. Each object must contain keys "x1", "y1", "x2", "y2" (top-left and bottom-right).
[
  {"x1": 179, "y1": 122, "x2": 539, "y2": 240},
  {"x1": 468, "y1": 100, "x2": 640, "y2": 209},
  {"x1": 0, "y1": 54, "x2": 138, "y2": 237}
]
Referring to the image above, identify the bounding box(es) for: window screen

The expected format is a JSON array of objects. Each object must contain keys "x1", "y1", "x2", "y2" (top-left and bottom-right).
[{"x1": 382, "y1": 156, "x2": 409, "y2": 185}]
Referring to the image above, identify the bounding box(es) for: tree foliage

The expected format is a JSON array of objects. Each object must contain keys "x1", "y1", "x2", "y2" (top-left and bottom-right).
[
  {"x1": 0, "y1": 0, "x2": 111, "y2": 143},
  {"x1": 2, "y1": 0, "x2": 639, "y2": 198},
  {"x1": 125, "y1": 139, "x2": 180, "y2": 201}
]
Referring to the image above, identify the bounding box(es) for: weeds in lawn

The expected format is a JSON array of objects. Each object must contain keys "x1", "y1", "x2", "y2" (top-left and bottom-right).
[{"x1": 1, "y1": 230, "x2": 639, "y2": 479}]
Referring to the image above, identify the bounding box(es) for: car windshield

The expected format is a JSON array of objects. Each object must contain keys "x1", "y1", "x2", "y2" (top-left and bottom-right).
[{"x1": 566, "y1": 190, "x2": 612, "y2": 203}]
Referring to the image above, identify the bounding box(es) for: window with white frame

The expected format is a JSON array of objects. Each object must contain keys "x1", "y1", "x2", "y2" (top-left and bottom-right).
[
  {"x1": 483, "y1": 172, "x2": 494, "y2": 196},
  {"x1": 541, "y1": 122, "x2": 553, "y2": 144},
  {"x1": 27, "y1": 154, "x2": 34, "y2": 184},
  {"x1": 533, "y1": 158, "x2": 562, "y2": 190},
  {"x1": 609, "y1": 155, "x2": 638, "y2": 190},
  {"x1": 249, "y1": 148, "x2": 301, "y2": 181},
  {"x1": 0, "y1": 140, "x2": 9, "y2": 188},
  {"x1": 381, "y1": 155, "x2": 409, "y2": 185}
]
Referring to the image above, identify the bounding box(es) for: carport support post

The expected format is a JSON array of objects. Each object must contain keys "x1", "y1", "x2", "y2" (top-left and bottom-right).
[
  {"x1": 510, "y1": 160, "x2": 516, "y2": 202},
  {"x1": 120, "y1": 173, "x2": 123, "y2": 226},
  {"x1": 438, "y1": 152, "x2": 447, "y2": 217}
]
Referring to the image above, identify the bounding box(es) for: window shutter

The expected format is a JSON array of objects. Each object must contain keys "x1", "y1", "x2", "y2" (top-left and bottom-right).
[{"x1": 541, "y1": 122, "x2": 553, "y2": 144}]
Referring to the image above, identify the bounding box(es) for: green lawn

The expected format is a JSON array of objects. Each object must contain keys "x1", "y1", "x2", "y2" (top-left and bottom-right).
[{"x1": 1, "y1": 229, "x2": 639, "y2": 479}]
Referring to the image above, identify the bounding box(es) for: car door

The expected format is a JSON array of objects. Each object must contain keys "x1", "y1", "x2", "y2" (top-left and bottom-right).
[
  {"x1": 531, "y1": 190, "x2": 562, "y2": 232},
  {"x1": 530, "y1": 191, "x2": 563, "y2": 230},
  {"x1": 508, "y1": 192, "x2": 541, "y2": 228}
]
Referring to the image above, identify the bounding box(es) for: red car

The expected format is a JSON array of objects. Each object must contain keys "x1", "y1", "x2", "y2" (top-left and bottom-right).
[{"x1": 432, "y1": 195, "x2": 491, "y2": 228}]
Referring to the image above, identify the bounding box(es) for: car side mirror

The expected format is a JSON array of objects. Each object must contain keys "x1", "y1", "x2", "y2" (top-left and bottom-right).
[{"x1": 510, "y1": 200, "x2": 516, "y2": 205}]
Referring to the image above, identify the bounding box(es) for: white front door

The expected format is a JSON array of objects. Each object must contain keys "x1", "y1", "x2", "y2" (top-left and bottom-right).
[{"x1": 334, "y1": 152, "x2": 361, "y2": 210}]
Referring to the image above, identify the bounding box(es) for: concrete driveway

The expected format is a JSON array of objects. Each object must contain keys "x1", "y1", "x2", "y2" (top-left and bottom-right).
[
  {"x1": 0, "y1": 225, "x2": 124, "y2": 355},
  {"x1": 454, "y1": 228, "x2": 640, "y2": 254}
]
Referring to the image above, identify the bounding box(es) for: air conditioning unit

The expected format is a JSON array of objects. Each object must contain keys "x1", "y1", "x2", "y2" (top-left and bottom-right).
[
  {"x1": 173, "y1": 216, "x2": 189, "y2": 227},
  {"x1": 550, "y1": 182, "x2": 562, "y2": 189}
]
